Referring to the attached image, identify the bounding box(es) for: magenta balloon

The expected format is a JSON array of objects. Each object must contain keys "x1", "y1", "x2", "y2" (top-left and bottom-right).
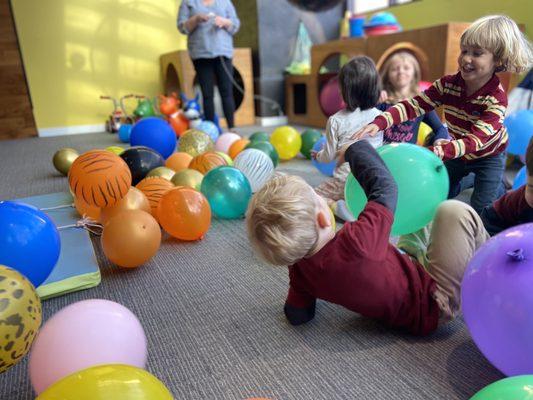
[
  {"x1": 29, "y1": 299, "x2": 147, "y2": 394},
  {"x1": 319, "y1": 76, "x2": 344, "y2": 117},
  {"x1": 462, "y1": 223, "x2": 533, "y2": 376}
]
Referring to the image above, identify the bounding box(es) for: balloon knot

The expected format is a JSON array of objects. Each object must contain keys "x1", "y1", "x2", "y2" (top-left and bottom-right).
[{"x1": 507, "y1": 248, "x2": 525, "y2": 262}]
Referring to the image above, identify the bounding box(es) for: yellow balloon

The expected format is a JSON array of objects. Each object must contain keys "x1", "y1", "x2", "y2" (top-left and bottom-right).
[
  {"x1": 417, "y1": 122, "x2": 433, "y2": 146},
  {"x1": 105, "y1": 146, "x2": 125, "y2": 155},
  {"x1": 270, "y1": 126, "x2": 302, "y2": 160},
  {"x1": 52, "y1": 148, "x2": 79, "y2": 176},
  {"x1": 171, "y1": 168, "x2": 204, "y2": 190},
  {"x1": 146, "y1": 166, "x2": 176, "y2": 181},
  {"x1": 0, "y1": 265, "x2": 42, "y2": 374},
  {"x1": 36, "y1": 364, "x2": 173, "y2": 400}
]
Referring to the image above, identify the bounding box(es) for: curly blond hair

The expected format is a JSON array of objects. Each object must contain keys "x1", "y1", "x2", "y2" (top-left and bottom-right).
[
  {"x1": 461, "y1": 15, "x2": 533, "y2": 73},
  {"x1": 245, "y1": 174, "x2": 319, "y2": 266}
]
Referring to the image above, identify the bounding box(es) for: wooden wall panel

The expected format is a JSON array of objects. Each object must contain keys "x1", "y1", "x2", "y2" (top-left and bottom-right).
[{"x1": 0, "y1": 0, "x2": 37, "y2": 140}]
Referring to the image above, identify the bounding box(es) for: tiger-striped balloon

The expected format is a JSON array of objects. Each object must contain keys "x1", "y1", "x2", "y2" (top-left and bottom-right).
[
  {"x1": 188, "y1": 151, "x2": 227, "y2": 175},
  {"x1": 68, "y1": 150, "x2": 132, "y2": 208},
  {"x1": 135, "y1": 177, "x2": 174, "y2": 221}
]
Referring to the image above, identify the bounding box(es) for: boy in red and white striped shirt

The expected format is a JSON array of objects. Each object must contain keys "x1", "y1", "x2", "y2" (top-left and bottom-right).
[{"x1": 354, "y1": 15, "x2": 533, "y2": 213}]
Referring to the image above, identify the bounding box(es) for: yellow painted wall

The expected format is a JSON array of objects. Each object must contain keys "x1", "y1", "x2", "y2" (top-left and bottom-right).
[
  {"x1": 388, "y1": 0, "x2": 532, "y2": 38},
  {"x1": 11, "y1": 0, "x2": 186, "y2": 131}
]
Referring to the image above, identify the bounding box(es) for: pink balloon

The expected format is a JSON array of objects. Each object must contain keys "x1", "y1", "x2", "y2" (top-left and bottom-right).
[
  {"x1": 319, "y1": 76, "x2": 344, "y2": 117},
  {"x1": 418, "y1": 81, "x2": 432, "y2": 91},
  {"x1": 29, "y1": 299, "x2": 147, "y2": 394},
  {"x1": 215, "y1": 132, "x2": 241, "y2": 153}
]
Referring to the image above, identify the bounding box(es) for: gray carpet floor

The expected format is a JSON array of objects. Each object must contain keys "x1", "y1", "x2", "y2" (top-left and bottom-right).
[{"x1": 0, "y1": 127, "x2": 507, "y2": 399}]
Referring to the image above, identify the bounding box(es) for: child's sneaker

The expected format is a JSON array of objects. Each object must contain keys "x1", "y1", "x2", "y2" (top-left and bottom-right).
[{"x1": 333, "y1": 200, "x2": 355, "y2": 222}]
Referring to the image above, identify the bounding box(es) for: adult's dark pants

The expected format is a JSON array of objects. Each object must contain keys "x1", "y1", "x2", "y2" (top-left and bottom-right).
[{"x1": 192, "y1": 56, "x2": 235, "y2": 129}]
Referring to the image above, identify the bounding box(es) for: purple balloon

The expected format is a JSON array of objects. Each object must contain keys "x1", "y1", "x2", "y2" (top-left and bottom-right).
[
  {"x1": 462, "y1": 223, "x2": 533, "y2": 376},
  {"x1": 29, "y1": 299, "x2": 147, "y2": 394}
]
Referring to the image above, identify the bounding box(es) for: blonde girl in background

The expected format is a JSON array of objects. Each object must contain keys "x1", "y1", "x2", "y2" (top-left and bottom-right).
[{"x1": 378, "y1": 51, "x2": 448, "y2": 145}]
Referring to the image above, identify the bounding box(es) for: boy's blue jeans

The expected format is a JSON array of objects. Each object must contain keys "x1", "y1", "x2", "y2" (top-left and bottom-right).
[{"x1": 445, "y1": 152, "x2": 506, "y2": 214}]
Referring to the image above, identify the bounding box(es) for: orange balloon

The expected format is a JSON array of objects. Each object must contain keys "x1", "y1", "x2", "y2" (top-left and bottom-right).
[
  {"x1": 188, "y1": 151, "x2": 227, "y2": 174},
  {"x1": 100, "y1": 187, "x2": 151, "y2": 224},
  {"x1": 135, "y1": 177, "x2": 175, "y2": 221},
  {"x1": 68, "y1": 150, "x2": 132, "y2": 207},
  {"x1": 73, "y1": 196, "x2": 101, "y2": 222},
  {"x1": 229, "y1": 139, "x2": 250, "y2": 159},
  {"x1": 157, "y1": 187, "x2": 211, "y2": 241},
  {"x1": 101, "y1": 210, "x2": 161, "y2": 268},
  {"x1": 168, "y1": 112, "x2": 189, "y2": 137},
  {"x1": 165, "y1": 152, "x2": 193, "y2": 173}
]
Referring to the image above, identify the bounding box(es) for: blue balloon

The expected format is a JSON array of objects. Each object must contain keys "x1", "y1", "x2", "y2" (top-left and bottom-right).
[
  {"x1": 311, "y1": 137, "x2": 336, "y2": 177},
  {"x1": 512, "y1": 165, "x2": 528, "y2": 190},
  {"x1": 197, "y1": 120, "x2": 220, "y2": 143},
  {"x1": 130, "y1": 117, "x2": 177, "y2": 159},
  {"x1": 200, "y1": 167, "x2": 252, "y2": 219},
  {"x1": 504, "y1": 110, "x2": 533, "y2": 156},
  {"x1": 0, "y1": 201, "x2": 61, "y2": 287},
  {"x1": 118, "y1": 124, "x2": 132, "y2": 143}
]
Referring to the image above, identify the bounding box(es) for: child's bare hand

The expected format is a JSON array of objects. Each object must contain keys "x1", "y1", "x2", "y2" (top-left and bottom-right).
[
  {"x1": 379, "y1": 90, "x2": 388, "y2": 103},
  {"x1": 352, "y1": 123, "x2": 379, "y2": 140}
]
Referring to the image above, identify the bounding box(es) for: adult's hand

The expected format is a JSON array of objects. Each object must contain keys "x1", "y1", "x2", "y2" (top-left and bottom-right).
[
  {"x1": 214, "y1": 15, "x2": 232, "y2": 29},
  {"x1": 196, "y1": 13, "x2": 210, "y2": 23}
]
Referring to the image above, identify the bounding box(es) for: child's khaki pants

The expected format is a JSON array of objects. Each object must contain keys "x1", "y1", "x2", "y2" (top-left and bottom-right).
[{"x1": 398, "y1": 200, "x2": 490, "y2": 322}]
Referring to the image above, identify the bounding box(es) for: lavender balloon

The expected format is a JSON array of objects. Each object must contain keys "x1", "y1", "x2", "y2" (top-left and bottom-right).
[{"x1": 462, "y1": 223, "x2": 533, "y2": 376}]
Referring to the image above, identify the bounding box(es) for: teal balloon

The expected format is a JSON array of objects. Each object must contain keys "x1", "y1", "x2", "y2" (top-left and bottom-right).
[
  {"x1": 300, "y1": 129, "x2": 322, "y2": 159},
  {"x1": 245, "y1": 141, "x2": 279, "y2": 167},
  {"x1": 345, "y1": 143, "x2": 449, "y2": 236},
  {"x1": 200, "y1": 166, "x2": 252, "y2": 219},
  {"x1": 249, "y1": 131, "x2": 270, "y2": 143},
  {"x1": 470, "y1": 375, "x2": 533, "y2": 400}
]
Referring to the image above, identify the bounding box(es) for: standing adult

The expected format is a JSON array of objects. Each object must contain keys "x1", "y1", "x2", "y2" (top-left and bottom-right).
[{"x1": 178, "y1": 0, "x2": 240, "y2": 129}]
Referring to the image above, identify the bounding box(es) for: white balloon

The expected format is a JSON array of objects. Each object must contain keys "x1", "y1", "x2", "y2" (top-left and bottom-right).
[{"x1": 234, "y1": 149, "x2": 275, "y2": 192}]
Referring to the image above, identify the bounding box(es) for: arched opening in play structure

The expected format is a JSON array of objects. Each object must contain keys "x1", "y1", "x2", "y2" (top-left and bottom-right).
[
  {"x1": 287, "y1": 0, "x2": 343, "y2": 12},
  {"x1": 193, "y1": 67, "x2": 245, "y2": 116},
  {"x1": 316, "y1": 52, "x2": 350, "y2": 118},
  {"x1": 376, "y1": 43, "x2": 430, "y2": 83},
  {"x1": 164, "y1": 64, "x2": 181, "y2": 95}
]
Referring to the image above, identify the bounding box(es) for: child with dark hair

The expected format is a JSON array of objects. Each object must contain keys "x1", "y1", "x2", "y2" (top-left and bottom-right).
[
  {"x1": 481, "y1": 138, "x2": 533, "y2": 235},
  {"x1": 311, "y1": 56, "x2": 383, "y2": 221}
]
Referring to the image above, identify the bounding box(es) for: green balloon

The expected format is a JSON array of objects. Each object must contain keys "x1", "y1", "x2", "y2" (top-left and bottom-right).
[
  {"x1": 344, "y1": 143, "x2": 449, "y2": 236},
  {"x1": 470, "y1": 376, "x2": 533, "y2": 400},
  {"x1": 245, "y1": 141, "x2": 279, "y2": 167},
  {"x1": 249, "y1": 131, "x2": 270, "y2": 143},
  {"x1": 300, "y1": 129, "x2": 322, "y2": 159}
]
